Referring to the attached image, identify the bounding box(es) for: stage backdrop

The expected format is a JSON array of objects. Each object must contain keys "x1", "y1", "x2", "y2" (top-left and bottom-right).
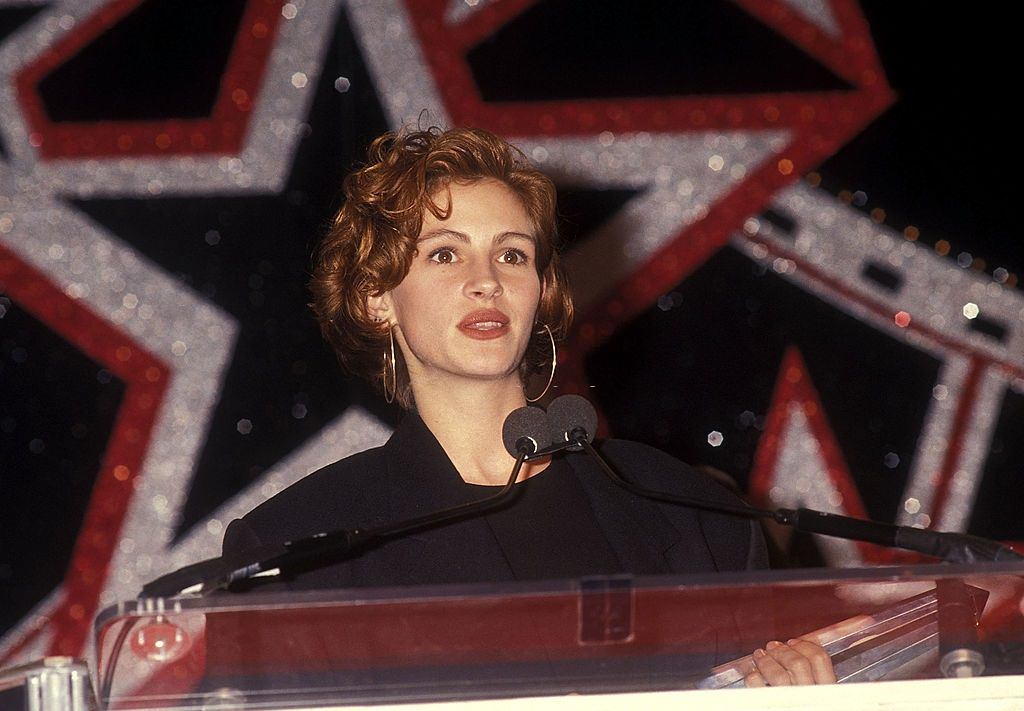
[{"x1": 1, "y1": 0, "x2": 1022, "y2": 663}]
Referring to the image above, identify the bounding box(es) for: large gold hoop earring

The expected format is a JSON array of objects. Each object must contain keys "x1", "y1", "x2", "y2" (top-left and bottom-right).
[
  {"x1": 382, "y1": 326, "x2": 397, "y2": 404},
  {"x1": 526, "y1": 324, "x2": 557, "y2": 403}
]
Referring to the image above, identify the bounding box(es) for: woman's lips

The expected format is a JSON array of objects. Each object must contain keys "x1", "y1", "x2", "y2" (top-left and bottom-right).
[{"x1": 458, "y1": 309, "x2": 510, "y2": 340}]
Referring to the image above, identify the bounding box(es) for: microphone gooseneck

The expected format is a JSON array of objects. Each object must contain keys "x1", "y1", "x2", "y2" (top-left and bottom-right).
[
  {"x1": 549, "y1": 395, "x2": 775, "y2": 519},
  {"x1": 546, "y1": 395, "x2": 1023, "y2": 564},
  {"x1": 189, "y1": 461, "x2": 532, "y2": 597},
  {"x1": 772, "y1": 508, "x2": 1024, "y2": 564},
  {"x1": 142, "y1": 407, "x2": 552, "y2": 598},
  {"x1": 577, "y1": 434, "x2": 775, "y2": 519}
]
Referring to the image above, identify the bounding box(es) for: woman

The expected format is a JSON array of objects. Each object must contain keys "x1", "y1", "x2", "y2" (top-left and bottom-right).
[{"x1": 222, "y1": 126, "x2": 834, "y2": 686}]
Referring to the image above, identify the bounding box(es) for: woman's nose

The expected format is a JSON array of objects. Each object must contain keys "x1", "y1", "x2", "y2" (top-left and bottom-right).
[{"x1": 463, "y1": 261, "x2": 503, "y2": 299}]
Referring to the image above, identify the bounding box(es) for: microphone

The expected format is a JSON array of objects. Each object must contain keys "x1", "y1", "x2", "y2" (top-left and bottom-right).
[
  {"x1": 502, "y1": 405, "x2": 551, "y2": 457},
  {"x1": 547, "y1": 394, "x2": 598, "y2": 452},
  {"x1": 504, "y1": 395, "x2": 597, "y2": 461},
  {"x1": 142, "y1": 407, "x2": 553, "y2": 598},
  {"x1": 545, "y1": 395, "x2": 1023, "y2": 564}
]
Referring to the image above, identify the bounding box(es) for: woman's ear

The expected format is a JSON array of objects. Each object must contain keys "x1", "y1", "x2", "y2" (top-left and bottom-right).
[{"x1": 366, "y1": 291, "x2": 394, "y2": 325}]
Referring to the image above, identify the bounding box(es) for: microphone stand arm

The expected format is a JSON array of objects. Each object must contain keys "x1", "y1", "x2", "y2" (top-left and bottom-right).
[
  {"x1": 210, "y1": 449, "x2": 530, "y2": 594},
  {"x1": 142, "y1": 451, "x2": 531, "y2": 598},
  {"x1": 576, "y1": 436, "x2": 775, "y2": 521},
  {"x1": 771, "y1": 507, "x2": 1024, "y2": 564},
  {"x1": 573, "y1": 431, "x2": 1022, "y2": 564}
]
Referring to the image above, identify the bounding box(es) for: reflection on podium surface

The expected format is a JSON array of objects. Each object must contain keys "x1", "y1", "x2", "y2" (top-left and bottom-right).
[{"x1": 81, "y1": 563, "x2": 1024, "y2": 709}]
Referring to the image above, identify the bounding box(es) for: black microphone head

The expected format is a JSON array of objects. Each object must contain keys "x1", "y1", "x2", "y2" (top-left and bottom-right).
[
  {"x1": 502, "y1": 406, "x2": 551, "y2": 457},
  {"x1": 547, "y1": 394, "x2": 598, "y2": 450}
]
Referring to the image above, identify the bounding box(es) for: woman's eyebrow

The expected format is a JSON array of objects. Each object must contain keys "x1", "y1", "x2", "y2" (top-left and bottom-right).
[
  {"x1": 417, "y1": 228, "x2": 469, "y2": 243},
  {"x1": 495, "y1": 231, "x2": 537, "y2": 245}
]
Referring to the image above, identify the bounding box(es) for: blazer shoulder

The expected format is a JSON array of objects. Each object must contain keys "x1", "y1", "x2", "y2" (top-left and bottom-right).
[
  {"x1": 594, "y1": 438, "x2": 767, "y2": 570},
  {"x1": 595, "y1": 438, "x2": 740, "y2": 504}
]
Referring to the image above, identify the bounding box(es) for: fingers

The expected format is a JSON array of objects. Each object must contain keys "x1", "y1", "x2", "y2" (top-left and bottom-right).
[
  {"x1": 787, "y1": 638, "x2": 837, "y2": 684},
  {"x1": 751, "y1": 642, "x2": 808, "y2": 685},
  {"x1": 745, "y1": 639, "x2": 837, "y2": 686},
  {"x1": 743, "y1": 668, "x2": 767, "y2": 687}
]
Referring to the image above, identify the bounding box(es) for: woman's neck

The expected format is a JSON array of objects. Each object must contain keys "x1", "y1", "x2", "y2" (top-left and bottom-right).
[{"x1": 411, "y1": 376, "x2": 549, "y2": 485}]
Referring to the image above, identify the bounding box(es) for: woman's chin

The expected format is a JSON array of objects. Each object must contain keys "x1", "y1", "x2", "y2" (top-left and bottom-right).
[{"x1": 446, "y1": 360, "x2": 525, "y2": 385}]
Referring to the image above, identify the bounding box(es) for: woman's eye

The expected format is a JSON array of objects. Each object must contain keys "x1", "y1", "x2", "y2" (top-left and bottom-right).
[
  {"x1": 428, "y1": 248, "x2": 456, "y2": 264},
  {"x1": 500, "y1": 248, "x2": 529, "y2": 265}
]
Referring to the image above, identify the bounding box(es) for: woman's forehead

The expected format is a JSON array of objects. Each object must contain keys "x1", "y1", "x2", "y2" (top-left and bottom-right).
[{"x1": 420, "y1": 179, "x2": 535, "y2": 235}]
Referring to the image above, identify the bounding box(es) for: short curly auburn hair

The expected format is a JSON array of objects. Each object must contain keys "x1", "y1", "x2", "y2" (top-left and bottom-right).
[{"x1": 310, "y1": 126, "x2": 573, "y2": 408}]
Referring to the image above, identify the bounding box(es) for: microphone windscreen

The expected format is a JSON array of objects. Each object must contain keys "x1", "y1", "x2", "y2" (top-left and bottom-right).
[
  {"x1": 547, "y1": 394, "x2": 598, "y2": 447},
  {"x1": 502, "y1": 406, "x2": 551, "y2": 457}
]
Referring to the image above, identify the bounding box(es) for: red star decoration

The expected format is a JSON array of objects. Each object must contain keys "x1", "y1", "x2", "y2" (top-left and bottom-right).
[
  {"x1": 0, "y1": 243, "x2": 168, "y2": 659},
  {"x1": 1, "y1": 0, "x2": 284, "y2": 661},
  {"x1": 14, "y1": 0, "x2": 283, "y2": 158}
]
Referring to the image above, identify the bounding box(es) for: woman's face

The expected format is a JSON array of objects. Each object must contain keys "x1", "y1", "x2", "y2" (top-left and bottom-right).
[{"x1": 377, "y1": 179, "x2": 542, "y2": 390}]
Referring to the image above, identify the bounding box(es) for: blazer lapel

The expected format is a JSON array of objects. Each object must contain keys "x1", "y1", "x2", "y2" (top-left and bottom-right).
[{"x1": 567, "y1": 447, "x2": 687, "y2": 576}]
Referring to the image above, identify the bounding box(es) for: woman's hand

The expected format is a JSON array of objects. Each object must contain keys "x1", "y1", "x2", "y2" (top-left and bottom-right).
[{"x1": 744, "y1": 639, "x2": 837, "y2": 686}]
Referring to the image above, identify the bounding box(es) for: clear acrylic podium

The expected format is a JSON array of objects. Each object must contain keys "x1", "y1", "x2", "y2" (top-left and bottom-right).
[{"x1": 93, "y1": 562, "x2": 1024, "y2": 710}]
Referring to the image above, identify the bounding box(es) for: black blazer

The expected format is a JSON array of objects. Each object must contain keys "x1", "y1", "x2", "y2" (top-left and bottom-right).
[{"x1": 222, "y1": 412, "x2": 768, "y2": 589}]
